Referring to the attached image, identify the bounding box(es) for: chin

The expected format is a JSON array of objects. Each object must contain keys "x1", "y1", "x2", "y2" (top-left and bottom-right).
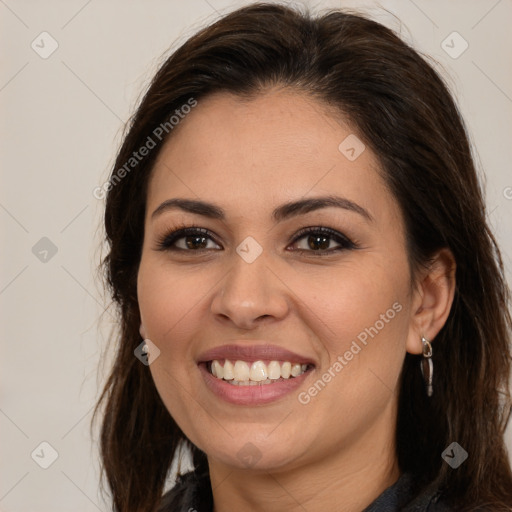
[{"x1": 200, "y1": 431, "x2": 308, "y2": 472}]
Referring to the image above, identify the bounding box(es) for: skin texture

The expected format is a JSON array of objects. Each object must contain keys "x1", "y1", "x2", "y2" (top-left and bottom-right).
[{"x1": 137, "y1": 88, "x2": 455, "y2": 512}]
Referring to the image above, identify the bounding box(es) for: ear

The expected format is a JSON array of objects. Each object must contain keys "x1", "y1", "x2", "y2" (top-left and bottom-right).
[
  {"x1": 139, "y1": 323, "x2": 147, "y2": 340},
  {"x1": 406, "y1": 248, "x2": 456, "y2": 355}
]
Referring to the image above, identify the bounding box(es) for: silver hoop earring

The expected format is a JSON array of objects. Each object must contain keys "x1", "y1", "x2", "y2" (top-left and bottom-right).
[{"x1": 420, "y1": 336, "x2": 433, "y2": 397}]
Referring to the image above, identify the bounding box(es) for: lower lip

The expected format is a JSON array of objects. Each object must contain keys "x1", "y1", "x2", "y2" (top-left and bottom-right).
[{"x1": 198, "y1": 363, "x2": 312, "y2": 406}]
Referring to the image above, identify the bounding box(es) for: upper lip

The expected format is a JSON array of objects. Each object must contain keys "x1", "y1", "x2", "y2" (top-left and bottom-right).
[{"x1": 197, "y1": 343, "x2": 316, "y2": 366}]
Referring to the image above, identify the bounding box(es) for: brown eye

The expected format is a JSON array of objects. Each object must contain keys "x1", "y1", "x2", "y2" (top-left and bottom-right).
[
  {"x1": 157, "y1": 227, "x2": 222, "y2": 251},
  {"x1": 156, "y1": 225, "x2": 356, "y2": 255},
  {"x1": 290, "y1": 227, "x2": 356, "y2": 254}
]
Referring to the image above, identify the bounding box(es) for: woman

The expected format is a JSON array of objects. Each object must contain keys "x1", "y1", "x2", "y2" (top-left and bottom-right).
[{"x1": 95, "y1": 3, "x2": 512, "y2": 511}]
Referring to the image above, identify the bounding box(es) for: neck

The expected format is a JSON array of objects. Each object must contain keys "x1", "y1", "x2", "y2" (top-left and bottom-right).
[{"x1": 208, "y1": 405, "x2": 400, "y2": 512}]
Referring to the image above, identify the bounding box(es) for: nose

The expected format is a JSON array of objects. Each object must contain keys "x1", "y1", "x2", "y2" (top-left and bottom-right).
[{"x1": 210, "y1": 252, "x2": 290, "y2": 330}]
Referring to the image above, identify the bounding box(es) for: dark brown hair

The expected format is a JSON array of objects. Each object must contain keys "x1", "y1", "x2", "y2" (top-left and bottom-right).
[{"x1": 94, "y1": 3, "x2": 512, "y2": 511}]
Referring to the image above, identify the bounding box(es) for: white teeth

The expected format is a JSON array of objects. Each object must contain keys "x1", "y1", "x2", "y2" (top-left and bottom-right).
[
  {"x1": 250, "y1": 361, "x2": 267, "y2": 382},
  {"x1": 208, "y1": 359, "x2": 310, "y2": 384},
  {"x1": 268, "y1": 361, "x2": 281, "y2": 380},
  {"x1": 291, "y1": 363, "x2": 302, "y2": 377},
  {"x1": 223, "y1": 360, "x2": 234, "y2": 380},
  {"x1": 212, "y1": 360, "x2": 223, "y2": 379},
  {"x1": 233, "y1": 361, "x2": 250, "y2": 381},
  {"x1": 281, "y1": 362, "x2": 291, "y2": 379}
]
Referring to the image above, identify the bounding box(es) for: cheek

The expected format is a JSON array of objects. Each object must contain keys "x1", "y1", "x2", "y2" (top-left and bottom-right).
[
  {"x1": 137, "y1": 259, "x2": 207, "y2": 351},
  {"x1": 293, "y1": 260, "x2": 410, "y2": 419},
  {"x1": 297, "y1": 260, "x2": 407, "y2": 351},
  {"x1": 137, "y1": 258, "x2": 210, "y2": 440}
]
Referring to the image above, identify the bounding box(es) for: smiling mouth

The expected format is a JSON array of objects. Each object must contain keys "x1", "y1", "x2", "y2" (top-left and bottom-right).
[{"x1": 205, "y1": 359, "x2": 314, "y2": 386}]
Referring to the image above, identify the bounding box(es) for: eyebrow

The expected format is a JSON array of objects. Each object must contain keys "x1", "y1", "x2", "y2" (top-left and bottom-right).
[{"x1": 151, "y1": 195, "x2": 373, "y2": 223}]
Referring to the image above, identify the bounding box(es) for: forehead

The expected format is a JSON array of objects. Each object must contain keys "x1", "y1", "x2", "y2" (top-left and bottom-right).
[{"x1": 146, "y1": 89, "x2": 400, "y2": 226}]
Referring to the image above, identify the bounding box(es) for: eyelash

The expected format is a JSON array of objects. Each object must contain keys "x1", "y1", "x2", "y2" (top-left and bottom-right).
[{"x1": 155, "y1": 223, "x2": 358, "y2": 256}]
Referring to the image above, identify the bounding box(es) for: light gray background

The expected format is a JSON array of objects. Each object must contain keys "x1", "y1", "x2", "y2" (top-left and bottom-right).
[{"x1": 1, "y1": 0, "x2": 511, "y2": 510}]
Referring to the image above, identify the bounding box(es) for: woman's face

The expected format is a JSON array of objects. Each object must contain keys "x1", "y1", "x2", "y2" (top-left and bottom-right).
[{"x1": 137, "y1": 89, "x2": 417, "y2": 473}]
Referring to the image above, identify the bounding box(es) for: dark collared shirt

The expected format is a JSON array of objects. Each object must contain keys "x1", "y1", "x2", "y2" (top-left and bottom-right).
[{"x1": 158, "y1": 470, "x2": 453, "y2": 511}]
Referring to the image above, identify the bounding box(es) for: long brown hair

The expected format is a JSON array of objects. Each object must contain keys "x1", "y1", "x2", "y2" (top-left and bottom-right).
[{"x1": 94, "y1": 3, "x2": 512, "y2": 511}]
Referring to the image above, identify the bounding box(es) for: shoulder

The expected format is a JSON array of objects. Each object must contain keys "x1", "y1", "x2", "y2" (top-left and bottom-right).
[
  {"x1": 157, "y1": 470, "x2": 212, "y2": 512},
  {"x1": 159, "y1": 469, "x2": 461, "y2": 512},
  {"x1": 363, "y1": 472, "x2": 455, "y2": 512}
]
